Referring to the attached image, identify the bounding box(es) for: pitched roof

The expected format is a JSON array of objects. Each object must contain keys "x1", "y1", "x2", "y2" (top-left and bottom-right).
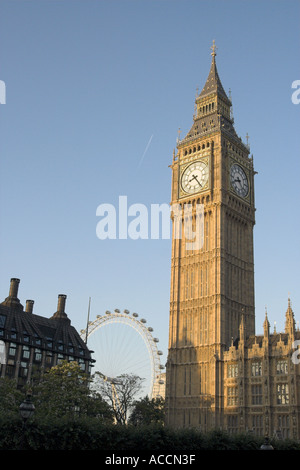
[{"x1": 0, "y1": 278, "x2": 91, "y2": 361}]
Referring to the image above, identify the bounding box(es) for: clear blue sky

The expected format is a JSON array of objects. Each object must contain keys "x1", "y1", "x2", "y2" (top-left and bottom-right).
[{"x1": 1, "y1": 0, "x2": 299, "y2": 363}]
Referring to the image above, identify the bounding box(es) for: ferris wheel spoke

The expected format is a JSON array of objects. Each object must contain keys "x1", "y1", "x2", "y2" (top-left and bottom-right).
[{"x1": 80, "y1": 310, "x2": 164, "y2": 398}]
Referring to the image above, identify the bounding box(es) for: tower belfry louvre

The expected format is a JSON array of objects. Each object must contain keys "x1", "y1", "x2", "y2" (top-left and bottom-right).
[{"x1": 165, "y1": 43, "x2": 300, "y2": 439}]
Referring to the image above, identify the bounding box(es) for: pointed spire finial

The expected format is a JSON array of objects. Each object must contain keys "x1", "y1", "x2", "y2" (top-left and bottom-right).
[
  {"x1": 177, "y1": 127, "x2": 181, "y2": 144},
  {"x1": 264, "y1": 306, "x2": 270, "y2": 338},
  {"x1": 211, "y1": 40, "x2": 217, "y2": 57}
]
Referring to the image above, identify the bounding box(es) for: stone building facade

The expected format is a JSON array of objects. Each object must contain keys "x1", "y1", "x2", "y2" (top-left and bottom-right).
[
  {"x1": 0, "y1": 278, "x2": 93, "y2": 388},
  {"x1": 165, "y1": 43, "x2": 300, "y2": 440},
  {"x1": 222, "y1": 304, "x2": 299, "y2": 439}
]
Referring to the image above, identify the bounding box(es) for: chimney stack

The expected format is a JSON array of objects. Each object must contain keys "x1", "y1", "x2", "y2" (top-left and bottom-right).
[
  {"x1": 0, "y1": 278, "x2": 23, "y2": 311},
  {"x1": 9, "y1": 278, "x2": 20, "y2": 298},
  {"x1": 25, "y1": 300, "x2": 34, "y2": 314},
  {"x1": 50, "y1": 294, "x2": 70, "y2": 323},
  {"x1": 57, "y1": 294, "x2": 67, "y2": 314}
]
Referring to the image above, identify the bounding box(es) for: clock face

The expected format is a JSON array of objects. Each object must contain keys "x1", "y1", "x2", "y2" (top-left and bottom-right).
[
  {"x1": 181, "y1": 161, "x2": 209, "y2": 194},
  {"x1": 230, "y1": 164, "x2": 249, "y2": 198}
]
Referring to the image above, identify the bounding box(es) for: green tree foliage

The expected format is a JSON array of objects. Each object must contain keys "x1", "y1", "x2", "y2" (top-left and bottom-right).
[
  {"x1": 129, "y1": 396, "x2": 165, "y2": 426},
  {"x1": 0, "y1": 377, "x2": 23, "y2": 418},
  {"x1": 33, "y1": 361, "x2": 113, "y2": 422}
]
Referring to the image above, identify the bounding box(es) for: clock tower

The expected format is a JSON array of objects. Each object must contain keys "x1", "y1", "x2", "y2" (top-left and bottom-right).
[{"x1": 165, "y1": 42, "x2": 256, "y2": 429}]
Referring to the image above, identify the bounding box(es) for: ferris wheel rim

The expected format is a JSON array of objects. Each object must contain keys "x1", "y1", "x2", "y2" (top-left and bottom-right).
[{"x1": 80, "y1": 309, "x2": 164, "y2": 398}]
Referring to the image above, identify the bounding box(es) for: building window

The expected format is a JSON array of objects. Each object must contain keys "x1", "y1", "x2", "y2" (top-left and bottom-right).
[
  {"x1": 183, "y1": 366, "x2": 192, "y2": 396},
  {"x1": 34, "y1": 349, "x2": 42, "y2": 362},
  {"x1": 251, "y1": 361, "x2": 262, "y2": 376},
  {"x1": 276, "y1": 360, "x2": 288, "y2": 375},
  {"x1": 251, "y1": 384, "x2": 263, "y2": 405},
  {"x1": 277, "y1": 415, "x2": 290, "y2": 439},
  {"x1": 10, "y1": 329, "x2": 17, "y2": 340},
  {"x1": 57, "y1": 353, "x2": 64, "y2": 364},
  {"x1": 8, "y1": 342, "x2": 17, "y2": 357},
  {"x1": 5, "y1": 364, "x2": 15, "y2": 377},
  {"x1": 227, "y1": 387, "x2": 238, "y2": 406},
  {"x1": 251, "y1": 415, "x2": 263, "y2": 436},
  {"x1": 34, "y1": 334, "x2": 41, "y2": 346},
  {"x1": 23, "y1": 334, "x2": 30, "y2": 343},
  {"x1": 19, "y1": 362, "x2": 28, "y2": 378},
  {"x1": 277, "y1": 383, "x2": 289, "y2": 405},
  {"x1": 0, "y1": 315, "x2": 6, "y2": 328},
  {"x1": 227, "y1": 415, "x2": 238, "y2": 434},
  {"x1": 185, "y1": 272, "x2": 189, "y2": 299},
  {"x1": 227, "y1": 363, "x2": 238, "y2": 378},
  {"x1": 45, "y1": 352, "x2": 53, "y2": 367},
  {"x1": 22, "y1": 346, "x2": 30, "y2": 359}
]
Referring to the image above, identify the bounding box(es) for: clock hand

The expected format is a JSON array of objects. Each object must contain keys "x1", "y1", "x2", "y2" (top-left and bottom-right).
[{"x1": 189, "y1": 174, "x2": 202, "y2": 187}]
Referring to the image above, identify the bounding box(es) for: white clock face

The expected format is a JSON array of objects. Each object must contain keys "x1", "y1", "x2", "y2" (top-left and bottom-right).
[
  {"x1": 181, "y1": 161, "x2": 209, "y2": 194},
  {"x1": 230, "y1": 164, "x2": 249, "y2": 198}
]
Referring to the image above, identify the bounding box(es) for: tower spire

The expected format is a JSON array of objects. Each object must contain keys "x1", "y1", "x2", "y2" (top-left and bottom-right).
[
  {"x1": 263, "y1": 307, "x2": 270, "y2": 339},
  {"x1": 198, "y1": 42, "x2": 229, "y2": 101},
  {"x1": 285, "y1": 295, "x2": 295, "y2": 338}
]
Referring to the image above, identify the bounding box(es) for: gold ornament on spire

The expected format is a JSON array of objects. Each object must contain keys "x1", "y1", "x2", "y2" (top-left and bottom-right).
[{"x1": 211, "y1": 39, "x2": 217, "y2": 57}]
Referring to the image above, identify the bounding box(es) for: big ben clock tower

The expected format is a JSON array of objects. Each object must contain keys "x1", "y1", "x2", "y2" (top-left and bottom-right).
[{"x1": 165, "y1": 42, "x2": 256, "y2": 429}]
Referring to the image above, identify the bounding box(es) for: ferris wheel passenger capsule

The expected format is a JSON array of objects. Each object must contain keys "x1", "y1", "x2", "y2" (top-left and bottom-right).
[{"x1": 132, "y1": 312, "x2": 138, "y2": 317}]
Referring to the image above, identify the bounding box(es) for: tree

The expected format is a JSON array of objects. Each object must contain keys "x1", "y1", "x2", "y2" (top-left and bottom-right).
[
  {"x1": 0, "y1": 377, "x2": 23, "y2": 418},
  {"x1": 95, "y1": 373, "x2": 144, "y2": 425},
  {"x1": 129, "y1": 396, "x2": 165, "y2": 426},
  {"x1": 33, "y1": 361, "x2": 113, "y2": 422}
]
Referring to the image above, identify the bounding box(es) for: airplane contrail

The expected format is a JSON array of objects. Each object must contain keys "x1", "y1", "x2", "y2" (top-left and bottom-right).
[{"x1": 138, "y1": 134, "x2": 153, "y2": 168}]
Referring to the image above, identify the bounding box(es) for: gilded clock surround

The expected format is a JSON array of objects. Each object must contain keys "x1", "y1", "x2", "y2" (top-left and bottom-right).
[{"x1": 179, "y1": 155, "x2": 210, "y2": 198}]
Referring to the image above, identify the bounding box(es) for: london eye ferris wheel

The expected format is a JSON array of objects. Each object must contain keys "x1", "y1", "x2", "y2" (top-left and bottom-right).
[{"x1": 80, "y1": 308, "x2": 165, "y2": 400}]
